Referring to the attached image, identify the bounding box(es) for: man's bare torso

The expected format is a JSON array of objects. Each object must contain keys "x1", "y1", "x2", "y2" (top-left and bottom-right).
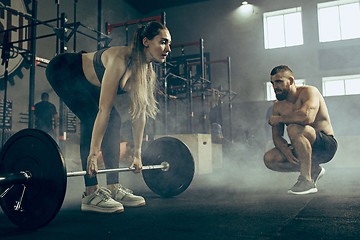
[{"x1": 274, "y1": 86, "x2": 334, "y2": 136}]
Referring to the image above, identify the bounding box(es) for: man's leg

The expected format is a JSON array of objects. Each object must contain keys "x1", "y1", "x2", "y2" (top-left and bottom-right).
[
  {"x1": 286, "y1": 124, "x2": 316, "y2": 181},
  {"x1": 264, "y1": 147, "x2": 300, "y2": 172},
  {"x1": 286, "y1": 124, "x2": 318, "y2": 194},
  {"x1": 311, "y1": 131, "x2": 338, "y2": 185}
]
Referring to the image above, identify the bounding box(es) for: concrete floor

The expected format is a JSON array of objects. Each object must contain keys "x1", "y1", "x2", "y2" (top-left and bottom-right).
[{"x1": 1, "y1": 152, "x2": 360, "y2": 240}]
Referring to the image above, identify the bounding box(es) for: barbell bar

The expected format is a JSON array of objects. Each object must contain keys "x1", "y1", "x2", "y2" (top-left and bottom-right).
[
  {"x1": 0, "y1": 162, "x2": 170, "y2": 187},
  {"x1": 0, "y1": 129, "x2": 195, "y2": 229},
  {"x1": 66, "y1": 161, "x2": 170, "y2": 177},
  {"x1": 0, "y1": 163, "x2": 170, "y2": 183}
]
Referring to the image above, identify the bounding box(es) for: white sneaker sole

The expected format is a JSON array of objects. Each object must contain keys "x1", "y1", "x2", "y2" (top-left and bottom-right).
[
  {"x1": 120, "y1": 201, "x2": 146, "y2": 207},
  {"x1": 287, "y1": 187, "x2": 318, "y2": 195},
  {"x1": 81, "y1": 204, "x2": 124, "y2": 213}
]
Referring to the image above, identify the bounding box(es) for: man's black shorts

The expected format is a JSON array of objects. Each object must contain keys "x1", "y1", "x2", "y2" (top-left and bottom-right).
[{"x1": 311, "y1": 131, "x2": 337, "y2": 165}]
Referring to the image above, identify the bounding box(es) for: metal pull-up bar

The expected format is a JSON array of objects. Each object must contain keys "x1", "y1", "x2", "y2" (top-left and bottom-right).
[
  {"x1": 106, "y1": 15, "x2": 163, "y2": 34},
  {"x1": 105, "y1": 12, "x2": 166, "y2": 47}
]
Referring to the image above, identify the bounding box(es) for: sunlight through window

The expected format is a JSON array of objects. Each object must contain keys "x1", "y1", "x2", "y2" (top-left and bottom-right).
[
  {"x1": 323, "y1": 75, "x2": 360, "y2": 96},
  {"x1": 318, "y1": 0, "x2": 360, "y2": 42},
  {"x1": 264, "y1": 7, "x2": 304, "y2": 49}
]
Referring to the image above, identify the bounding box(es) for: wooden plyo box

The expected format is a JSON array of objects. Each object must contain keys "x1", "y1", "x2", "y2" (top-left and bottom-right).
[{"x1": 156, "y1": 134, "x2": 213, "y2": 174}]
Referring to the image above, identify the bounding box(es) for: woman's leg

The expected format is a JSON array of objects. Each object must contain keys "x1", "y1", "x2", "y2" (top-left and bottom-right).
[
  {"x1": 46, "y1": 53, "x2": 125, "y2": 213},
  {"x1": 80, "y1": 118, "x2": 98, "y2": 188},
  {"x1": 102, "y1": 108, "x2": 121, "y2": 186},
  {"x1": 46, "y1": 53, "x2": 100, "y2": 189}
]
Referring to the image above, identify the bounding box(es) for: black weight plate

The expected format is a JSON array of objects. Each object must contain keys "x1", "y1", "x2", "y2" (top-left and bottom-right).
[
  {"x1": 142, "y1": 137, "x2": 194, "y2": 197},
  {"x1": 0, "y1": 129, "x2": 67, "y2": 229}
]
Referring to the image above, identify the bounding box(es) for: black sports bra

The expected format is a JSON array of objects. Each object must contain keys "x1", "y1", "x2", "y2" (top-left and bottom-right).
[{"x1": 93, "y1": 48, "x2": 131, "y2": 95}]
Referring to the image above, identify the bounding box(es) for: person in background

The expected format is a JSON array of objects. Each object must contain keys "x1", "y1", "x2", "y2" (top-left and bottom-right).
[
  {"x1": 34, "y1": 92, "x2": 58, "y2": 140},
  {"x1": 209, "y1": 88, "x2": 224, "y2": 143}
]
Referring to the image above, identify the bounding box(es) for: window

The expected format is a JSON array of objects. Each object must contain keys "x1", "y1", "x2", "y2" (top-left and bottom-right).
[
  {"x1": 318, "y1": 0, "x2": 360, "y2": 42},
  {"x1": 263, "y1": 7, "x2": 304, "y2": 49},
  {"x1": 322, "y1": 74, "x2": 360, "y2": 96},
  {"x1": 266, "y1": 79, "x2": 305, "y2": 101}
]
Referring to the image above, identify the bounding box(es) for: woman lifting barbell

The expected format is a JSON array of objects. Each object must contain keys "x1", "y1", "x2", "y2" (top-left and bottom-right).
[{"x1": 46, "y1": 21, "x2": 171, "y2": 213}]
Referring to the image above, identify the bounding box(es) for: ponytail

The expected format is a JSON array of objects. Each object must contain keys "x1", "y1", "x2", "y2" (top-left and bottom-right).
[{"x1": 129, "y1": 21, "x2": 167, "y2": 120}]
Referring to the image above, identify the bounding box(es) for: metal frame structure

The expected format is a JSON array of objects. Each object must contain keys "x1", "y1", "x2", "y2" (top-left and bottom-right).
[
  {"x1": 0, "y1": 0, "x2": 111, "y2": 146},
  {"x1": 166, "y1": 39, "x2": 208, "y2": 134},
  {"x1": 187, "y1": 57, "x2": 236, "y2": 142},
  {"x1": 167, "y1": 41, "x2": 236, "y2": 141}
]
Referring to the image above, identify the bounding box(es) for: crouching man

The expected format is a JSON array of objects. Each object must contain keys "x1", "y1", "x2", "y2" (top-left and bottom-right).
[{"x1": 264, "y1": 65, "x2": 337, "y2": 195}]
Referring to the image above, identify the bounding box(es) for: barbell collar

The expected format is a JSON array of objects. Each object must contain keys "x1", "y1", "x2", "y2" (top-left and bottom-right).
[{"x1": 0, "y1": 172, "x2": 31, "y2": 186}]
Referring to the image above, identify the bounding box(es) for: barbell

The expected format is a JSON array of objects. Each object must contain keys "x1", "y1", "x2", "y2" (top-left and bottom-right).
[{"x1": 0, "y1": 129, "x2": 195, "y2": 229}]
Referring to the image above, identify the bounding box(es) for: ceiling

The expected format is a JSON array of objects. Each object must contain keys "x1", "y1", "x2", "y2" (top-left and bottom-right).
[{"x1": 124, "y1": 0, "x2": 210, "y2": 14}]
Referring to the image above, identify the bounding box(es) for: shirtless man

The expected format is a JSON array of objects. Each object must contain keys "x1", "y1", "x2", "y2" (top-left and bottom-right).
[{"x1": 263, "y1": 65, "x2": 337, "y2": 195}]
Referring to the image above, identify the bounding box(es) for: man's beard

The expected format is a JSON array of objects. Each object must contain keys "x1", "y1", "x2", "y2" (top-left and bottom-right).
[{"x1": 275, "y1": 89, "x2": 288, "y2": 101}]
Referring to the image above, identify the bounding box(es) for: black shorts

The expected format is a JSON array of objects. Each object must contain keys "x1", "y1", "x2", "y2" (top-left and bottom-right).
[
  {"x1": 290, "y1": 131, "x2": 337, "y2": 165},
  {"x1": 311, "y1": 131, "x2": 337, "y2": 165}
]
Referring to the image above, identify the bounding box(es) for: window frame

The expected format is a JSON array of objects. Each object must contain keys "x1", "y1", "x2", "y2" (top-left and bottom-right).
[
  {"x1": 263, "y1": 7, "x2": 304, "y2": 49},
  {"x1": 322, "y1": 74, "x2": 360, "y2": 96},
  {"x1": 318, "y1": 0, "x2": 360, "y2": 42}
]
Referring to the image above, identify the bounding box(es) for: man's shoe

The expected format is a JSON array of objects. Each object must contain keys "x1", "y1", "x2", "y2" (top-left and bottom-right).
[
  {"x1": 288, "y1": 175, "x2": 318, "y2": 195},
  {"x1": 112, "y1": 185, "x2": 146, "y2": 207},
  {"x1": 312, "y1": 166, "x2": 325, "y2": 186},
  {"x1": 81, "y1": 187, "x2": 124, "y2": 213}
]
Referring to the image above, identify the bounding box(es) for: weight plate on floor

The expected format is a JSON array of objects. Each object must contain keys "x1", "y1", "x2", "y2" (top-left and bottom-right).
[
  {"x1": 142, "y1": 137, "x2": 194, "y2": 197},
  {"x1": 0, "y1": 129, "x2": 67, "y2": 229}
]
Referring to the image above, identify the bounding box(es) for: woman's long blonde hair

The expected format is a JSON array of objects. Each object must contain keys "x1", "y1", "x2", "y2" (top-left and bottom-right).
[{"x1": 129, "y1": 21, "x2": 167, "y2": 120}]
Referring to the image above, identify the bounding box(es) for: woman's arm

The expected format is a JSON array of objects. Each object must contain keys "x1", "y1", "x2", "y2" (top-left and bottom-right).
[
  {"x1": 86, "y1": 55, "x2": 127, "y2": 177},
  {"x1": 129, "y1": 112, "x2": 146, "y2": 172}
]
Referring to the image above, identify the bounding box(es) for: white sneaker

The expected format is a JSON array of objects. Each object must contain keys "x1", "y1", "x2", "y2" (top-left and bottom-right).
[
  {"x1": 112, "y1": 185, "x2": 146, "y2": 207},
  {"x1": 81, "y1": 187, "x2": 124, "y2": 213},
  {"x1": 287, "y1": 175, "x2": 318, "y2": 195}
]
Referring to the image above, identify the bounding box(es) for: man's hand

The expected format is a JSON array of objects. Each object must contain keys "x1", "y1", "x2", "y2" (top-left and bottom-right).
[
  {"x1": 285, "y1": 145, "x2": 299, "y2": 165},
  {"x1": 268, "y1": 116, "x2": 281, "y2": 126}
]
